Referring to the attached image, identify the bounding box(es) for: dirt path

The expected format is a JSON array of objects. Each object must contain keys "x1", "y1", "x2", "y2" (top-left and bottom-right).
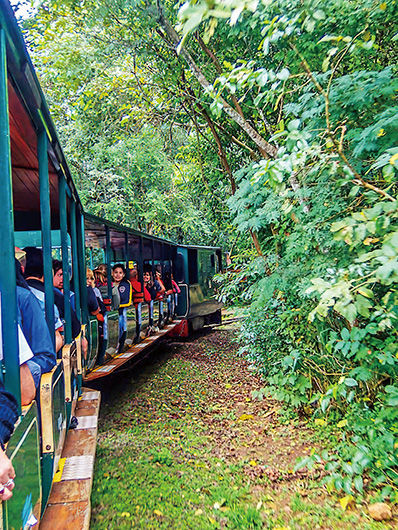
[{"x1": 90, "y1": 325, "x2": 392, "y2": 529}]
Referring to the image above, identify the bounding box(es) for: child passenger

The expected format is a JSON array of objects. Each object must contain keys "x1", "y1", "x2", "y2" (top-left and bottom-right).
[{"x1": 112, "y1": 264, "x2": 132, "y2": 353}]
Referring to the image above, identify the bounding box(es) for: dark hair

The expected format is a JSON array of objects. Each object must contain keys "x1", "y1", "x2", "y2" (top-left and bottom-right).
[
  {"x1": 53, "y1": 259, "x2": 62, "y2": 274},
  {"x1": 15, "y1": 258, "x2": 30, "y2": 290},
  {"x1": 24, "y1": 247, "x2": 44, "y2": 279},
  {"x1": 164, "y1": 271, "x2": 172, "y2": 290},
  {"x1": 112, "y1": 263, "x2": 126, "y2": 276}
]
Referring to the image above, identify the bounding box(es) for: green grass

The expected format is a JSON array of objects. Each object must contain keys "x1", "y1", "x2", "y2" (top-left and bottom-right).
[{"x1": 90, "y1": 329, "x2": 395, "y2": 529}]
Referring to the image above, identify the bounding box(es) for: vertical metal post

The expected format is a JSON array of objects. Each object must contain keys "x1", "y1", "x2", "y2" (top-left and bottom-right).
[
  {"x1": 124, "y1": 232, "x2": 129, "y2": 270},
  {"x1": 89, "y1": 248, "x2": 93, "y2": 270},
  {"x1": 0, "y1": 28, "x2": 20, "y2": 407},
  {"x1": 139, "y1": 237, "x2": 144, "y2": 287},
  {"x1": 161, "y1": 242, "x2": 164, "y2": 274},
  {"x1": 77, "y1": 211, "x2": 88, "y2": 326},
  {"x1": 105, "y1": 225, "x2": 112, "y2": 300},
  {"x1": 38, "y1": 128, "x2": 55, "y2": 345},
  {"x1": 70, "y1": 201, "x2": 81, "y2": 321},
  {"x1": 59, "y1": 175, "x2": 72, "y2": 343},
  {"x1": 151, "y1": 240, "x2": 155, "y2": 276}
]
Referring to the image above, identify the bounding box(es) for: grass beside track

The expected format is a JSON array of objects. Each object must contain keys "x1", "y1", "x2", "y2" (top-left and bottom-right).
[{"x1": 90, "y1": 325, "x2": 395, "y2": 529}]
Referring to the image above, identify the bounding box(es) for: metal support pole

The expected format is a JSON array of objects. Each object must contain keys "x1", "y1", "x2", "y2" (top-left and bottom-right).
[
  {"x1": 77, "y1": 211, "x2": 88, "y2": 327},
  {"x1": 105, "y1": 225, "x2": 112, "y2": 300},
  {"x1": 70, "y1": 201, "x2": 81, "y2": 321},
  {"x1": 0, "y1": 28, "x2": 19, "y2": 408},
  {"x1": 124, "y1": 232, "x2": 129, "y2": 270},
  {"x1": 59, "y1": 175, "x2": 72, "y2": 343},
  {"x1": 38, "y1": 128, "x2": 55, "y2": 345},
  {"x1": 139, "y1": 237, "x2": 144, "y2": 288},
  {"x1": 151, "y1": 240, "x2": 155, "y2": 276}
]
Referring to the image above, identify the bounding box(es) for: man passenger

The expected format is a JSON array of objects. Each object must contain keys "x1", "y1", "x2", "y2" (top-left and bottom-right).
[{"x1": 23, "y1": 247, "x2": 64, "y2": 353}]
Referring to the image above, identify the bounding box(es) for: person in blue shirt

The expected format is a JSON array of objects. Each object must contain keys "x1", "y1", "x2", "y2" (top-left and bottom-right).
[
  {"x1": 22, "y1": 248, "x2": 64, "y2": 353},
  {"x1": 15, "y1": 259, "x2": 56, "y2": 382}
]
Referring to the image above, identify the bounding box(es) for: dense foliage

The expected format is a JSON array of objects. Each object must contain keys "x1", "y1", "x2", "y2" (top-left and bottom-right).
[
  {"x1": 21, "y1": 0, "x2": 240, "y2": 244},
  {"x1": 20, "y1": 0, "x2": 398, "y2": 499},
  {"x1": 184, "y1": 0, "x2": 398, "y2": 497}
]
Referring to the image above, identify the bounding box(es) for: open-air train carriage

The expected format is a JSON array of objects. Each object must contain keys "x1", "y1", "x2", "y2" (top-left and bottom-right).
[
  {"x1": 0, "y1": 0, "x2": 222, "y2": 527},
  {"x1": 0, "y1": 0, "x2": 93, "y2": 527},
  {"x1": 83, "y1": 215, "x2": 223, "y2": 381}
]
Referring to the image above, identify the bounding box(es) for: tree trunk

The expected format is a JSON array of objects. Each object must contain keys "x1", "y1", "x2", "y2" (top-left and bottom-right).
[
  {"x1": 155, "y1": 10, "x2": 277, "y2": 159},
  {"x1": 195, "y1": 33, "x2": 245, "y2": 119}
]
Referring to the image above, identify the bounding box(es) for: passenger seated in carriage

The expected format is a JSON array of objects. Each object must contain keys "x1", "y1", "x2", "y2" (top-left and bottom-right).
[
  {"x1": 86, "y1": 269, "x2": 101, "y2": 320},
  {"x1": 52, "y1": 258, "x2": 88, "y2": 356},
  {"x1": 130, "y1": 268, "x2": 151, "y2": 306},
  {"x1": 15, "y1": 255, "x2": 56, "y2": 405},
  {"x1": 94, "y1": 265, "x2": 119, "y2": 310},
  {"x1": 154, "y1": 269, "x2": 166, "y2": 301},
  {"x1": 154, "y1": 269, "x2": 167, "y2": 327},
  {"x1": 163, "y1": 271, "x2": 175, "y2": 321},
  {"x1": 112, "y1": 264, "x2": 132, "y2": 353},
  {"x1": 129, "y1": 268, "x2": 151, "y2": 342},
  {"x1": 22, "y1": 248, "x2": 64, "y2": 353},
  {"x1": 143, "y1": 270, "x2": 157, "y2": 335},
  {"x1": 171, "y1": 273, "x2": 181, "y2": 317}
]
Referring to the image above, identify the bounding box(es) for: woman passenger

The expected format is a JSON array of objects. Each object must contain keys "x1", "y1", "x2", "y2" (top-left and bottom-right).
[
  {"x1": 154, "y1": 269, "x2": 166, "y2": 327},
  {"x1": 86, "y1": 268, "x2": 101, "y2": 319},
  {"x1": 94, "y1": 266, "x2": 120, "y2": 310}
]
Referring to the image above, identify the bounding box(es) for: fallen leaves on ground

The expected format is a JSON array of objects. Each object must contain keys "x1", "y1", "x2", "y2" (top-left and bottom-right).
[{"x1": 90, "y1": 325, "x2": 394, "y2": 529}]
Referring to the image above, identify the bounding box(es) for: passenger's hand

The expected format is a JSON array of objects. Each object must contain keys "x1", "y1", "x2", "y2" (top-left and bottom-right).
[
  {"x1": 81, "y1": 337, "x2": 88, "y2": 359},
  {"x1": 0, "y1": 450, "x2": 15, "y2": 501}
]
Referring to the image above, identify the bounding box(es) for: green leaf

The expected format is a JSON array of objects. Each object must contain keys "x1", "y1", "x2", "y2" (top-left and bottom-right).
[
  {"x1": 344, "y1": 378, "x2": 358, "y2": 387},
  {"x1": 276, "y1": 67, "x2": 290, "y2": 81}
]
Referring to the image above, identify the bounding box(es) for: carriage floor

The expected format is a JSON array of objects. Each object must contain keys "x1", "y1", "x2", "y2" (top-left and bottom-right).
[{"x1": 84, "y1": 320, "x2": 182, "y2": 382}]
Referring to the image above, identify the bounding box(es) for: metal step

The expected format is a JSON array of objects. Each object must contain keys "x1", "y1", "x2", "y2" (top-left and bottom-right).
[{"x1": 40, "y1": 388, "x2": 101, "y2": 530}]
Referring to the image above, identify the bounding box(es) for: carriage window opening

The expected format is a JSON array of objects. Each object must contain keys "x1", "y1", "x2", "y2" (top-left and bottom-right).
[
  {"x1": 174, "y1": 253, "x2": 185, "y2": 283},
  {"x1": 217, "y1": 252, "x2": 222, "y2": 272},
  {"x1": 210, "y1": 254, "x2": 215, "y2": 268},
  {"x1": 188, "y1": 249, "x2": 198, "y2": 284}
]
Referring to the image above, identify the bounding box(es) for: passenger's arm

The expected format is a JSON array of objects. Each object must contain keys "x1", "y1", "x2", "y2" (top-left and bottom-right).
[
  {"x1": 0, "y1": 450, "x2": 15, "y2": 500},
  {"x1": 143, "y1": 287, "x2": 151, "y2": 304},
  {"x1": 55, "y1": 330, "x2": 64, "y2": 353},
  {"x1": 0, "y1": 383, "x2": 17, "y2": 499}
]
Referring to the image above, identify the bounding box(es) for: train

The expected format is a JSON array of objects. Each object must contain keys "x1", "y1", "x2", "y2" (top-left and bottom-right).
[{"x1": 0, "y1": 1, "x2": 222, "y2": 528}]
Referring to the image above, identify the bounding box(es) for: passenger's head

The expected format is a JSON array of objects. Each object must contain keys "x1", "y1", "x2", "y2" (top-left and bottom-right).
[
  {"x1": 53, "y1": 260, "x2": 63, "y2": 289},
  {"x1": 97, "y1": 263, "x2": 107, "y2": 275},
  {"x1": 112, "y1": 263, "x2": 126, "y2": 283},
  {"x1": 86, "y1": 268, "x2": 95, "y2": 288},
  {"x1": 130, "y1": 268, "x2": 138, "y2": 281},
  {"x1": 93, "y1": 268, "x2": 106, "y2": 285},
  {"x1": 155, "y1": 270, "x2": 162, "y2": 280},
  {"x1": 15, "y1": 258, "x2": 29, "y2": 289},
  {"x1": 24, "y1": 247, "x2": 44, "y2": 279},
  {"x1": 143, "y1": 271, "x2": 151, "y2": 284},
  {"x1": 15, "y1": 247, "x2": 26, "y2": 270}
]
